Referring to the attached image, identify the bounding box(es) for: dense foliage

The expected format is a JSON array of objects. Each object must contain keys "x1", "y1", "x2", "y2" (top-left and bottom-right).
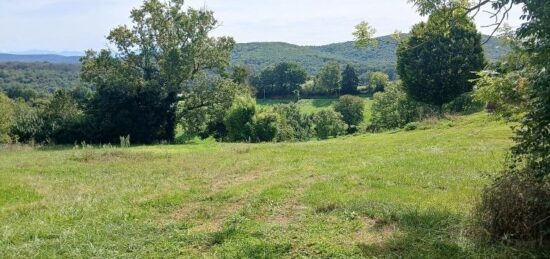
[
  {"x1": 225, "y1": 95, "x2": 257, "y2": 142},
  {"x1": 340, "y1": 65, "x2": 359, "y2": 95},
  {"x1": 80, "y1": 0, "x2": 235, "y2": 144},
  {"x1": 333, "y1": 95, "x2": 365, "y2": 128},
  {"x1": 0, "y1": 62, "x2": 85, "y2": 100},
  {"x1": 177, "y1": 76, "x2": 248, "y2": 140},
  {"x1": 370, "y1": 82, "x2": 437, "y2": 130},
  {"x1": 365, "y1": 71, "x2": 389, "y2": 95},
  {"x1": 315, "y1": 61, "x2": 341, "y2": 96},
  {"x1": 397, "y1": 7, "x2": 486, "y2": 107},
  {"x1": 272, "y1": 104, "x2": 315, "y2": 142},
  {"x1": 313, "y1": 109, "x2": 347, "y2": 139},
  {"x1": 252, "y1": 62, "x2": 307, "y2": 99},
  {"x1": 0, "y1": 92, "x2": 12, "y2": 143}
]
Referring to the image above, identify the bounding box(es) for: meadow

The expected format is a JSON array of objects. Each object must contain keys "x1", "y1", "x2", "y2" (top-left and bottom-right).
[{"x1": 2, "y1": 113, "x2": 546, "y2": 258}]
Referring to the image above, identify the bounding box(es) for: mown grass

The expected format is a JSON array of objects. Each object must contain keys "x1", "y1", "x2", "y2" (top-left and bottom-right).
[{"x1": 0, "y1": 113, "x2": 547, "y2": 257}]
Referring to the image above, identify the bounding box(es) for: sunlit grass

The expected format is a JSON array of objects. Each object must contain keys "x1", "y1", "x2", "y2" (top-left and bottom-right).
[{"x1": 1, "y1": 113, "x2": 546, "y2": 257}]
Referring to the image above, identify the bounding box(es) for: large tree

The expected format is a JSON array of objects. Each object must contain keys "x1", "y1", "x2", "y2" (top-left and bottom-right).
[
  {"x1": 396, "y1": 6, "x2": 486, "y2": 107},
  {"x1": 316, "y1": 61, "x2": 342, "y2": 95},
  {"x1": 81, "y1": 0, "x2": 235, "y2": 143},
  {"x1": 340, "y1": 65, "x2": 359, "y2": 95}
]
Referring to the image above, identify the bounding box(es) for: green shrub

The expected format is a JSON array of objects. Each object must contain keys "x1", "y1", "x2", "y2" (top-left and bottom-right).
[
  {"x1": 333, "y1": 95, "x2": 365, "y2": 127},
  {"x1": 313, "y1": 109, "x2": 347, "y2": 140},
  {"x1": 473, "y1": 70, "x2": 528, "y2": 121},
  {"x1": 224, "y1": 95, "x2": 256, "y2": 142},
  {"x1": 253, "y1": 110, "x2": 278, "y2": 142},
  {"x1": 443, "y1": 92, "x2": 484, "y2": 115},
  {"x1": 404, "y1": 122, "x2": 417, "y2": 131},
  {"x1": 273, "y1": 104, "x2": 314, "y2": 142},
  {"x1": 474, "y1": 170, "x2": 550, "y2": 244},
  {"x1": 9, "y1": 100, "x2": 42, "y2": 143},
  {"x1": 0, "y1": 93, "x2": 13, "y2": 143},
  {"x1": 370, "y1": 82, "x2": 437, "y2": 131}
]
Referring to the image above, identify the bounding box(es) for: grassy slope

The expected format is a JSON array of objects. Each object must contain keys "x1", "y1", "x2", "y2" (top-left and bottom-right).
[{"x1": 0, "y1": 114, "x2": 545, "y2": 257}]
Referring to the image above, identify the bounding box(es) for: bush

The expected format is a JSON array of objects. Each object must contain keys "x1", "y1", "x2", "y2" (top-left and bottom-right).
[
  {"x1": 9, "y1": 100, "x2": 42, "y2": 143},
  {"x1": 273, "y1": 104, "x2": 314, "y2": 142},
  {"x1": 253, "y1": 110, "x2": 278, "y2": 142},
  {"x1": 313, "y1": 109, "x2": 347, "y2": 140},
  {"x1": 474, "y1": 170, "x2": 550, "y2": 244},
  {"x1": 404, "y1": 122, "x2": 417, "y2": 131},
  {"x1": 224, "y1": 95, "x2": 256, "y2": 142},
  {"x1": 0, "y1": 93, "x2": 13, "y2": 143},
  {"x1": 370, "y1": 82, "x2": 438, "y2": 131},
  {"x1": 443, "y1": 92, "x2": 484, "y2": 115},
  {"x1": 333, "y1": 95, "x2": 365, "y2": 127}
]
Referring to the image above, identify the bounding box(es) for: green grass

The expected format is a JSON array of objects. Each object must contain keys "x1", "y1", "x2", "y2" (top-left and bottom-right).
[
  {"x1": 0, "y1": 113, "x2": 547, "y2": 257},
  {"x1": 257, "y1": 97, "x2": 374, "y2": 122}
]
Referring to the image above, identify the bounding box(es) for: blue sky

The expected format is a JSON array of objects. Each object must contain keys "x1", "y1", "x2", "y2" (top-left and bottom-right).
[{"x1": 0, "y1": 0, "x2": 524, "y2": 53}]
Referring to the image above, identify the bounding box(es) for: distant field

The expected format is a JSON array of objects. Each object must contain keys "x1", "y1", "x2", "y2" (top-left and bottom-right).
[
  {"x1": 2, "y1": 113, "x2": 543, "y2": 257},
  {"x1": 257, "y1": 97, "x2": 374, "y2": 123}
]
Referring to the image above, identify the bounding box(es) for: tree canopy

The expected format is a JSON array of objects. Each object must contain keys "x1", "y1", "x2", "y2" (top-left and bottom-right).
[
  {"x1": 252, "y1": 62, "x2": 307, "y2": 98},
  {"x1": 397, "y1": 6, "x2": 486, "y2": 107},
  {"x1": 80, "y1": 0, "x2": 235, "y2": 143},
  {"x1": 340, "y1": 65, "x2": 360, "y2": 95}
]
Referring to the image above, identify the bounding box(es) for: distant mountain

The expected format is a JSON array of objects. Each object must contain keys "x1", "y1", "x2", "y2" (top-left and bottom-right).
[
  {"x1": 1, "y1": 34, "x2": 508, "y2": 74},
  {"x1": 232, "y1": 35, "x2": 509, "y2": 74},
  {"x1": 0, "y1": 53, "x2": 81, "y2": 64}
]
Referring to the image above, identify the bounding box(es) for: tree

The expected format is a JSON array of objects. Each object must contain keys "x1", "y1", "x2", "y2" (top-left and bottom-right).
[
  {"x1": 340, "y1": 65, "x2": 359, "y2": 95},
  {"x1": 333, "y1": 95, "x2": 365, "y2": 127},
  {"x1": 231, "y1": 65, "x2": 252, "y2": 85},
  {"x1": 316, "y1": 61, "x2": 341, "y2": 96},
  {"x1": 177, "y1": 76, "x2": 248, "y2": 140},
  {"x1": 313, "y1": 109, "x2": 347, "y2": 140},
  {"x1": 224, "y1": 95, "x2": 256, "y2": 142},
  {"x1": 253, "y1": 63, "x2": 307, "y2": 98},
  {"x1": 366, "y1": 71, "x2": 389, "y2": 94},
  {"x1": 81, "y1": 0, "x2": 235, "y2": 144},
  {"x1": 397, "y1": 6, "x2": 486, "y2": 107},
  {"x1": 353, "y1": 21, "x2": 378, "y2": 48},
  {"x1": 39, "y1": 89, "x2": 84, "y2": 144},
  {"x1": 0, "y1": 93, "x2": 13, "y2": 143},
  {"x1": 9, "y1": 100, "x2": 42, "y2": 143}
]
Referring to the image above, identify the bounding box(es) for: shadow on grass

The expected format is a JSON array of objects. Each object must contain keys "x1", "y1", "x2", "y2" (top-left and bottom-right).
[{"x1": 355, "y1": 208, "x2": 549, "y2": 258}]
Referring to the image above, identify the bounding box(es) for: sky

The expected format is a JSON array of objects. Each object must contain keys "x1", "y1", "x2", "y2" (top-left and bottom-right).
[{"x1": 0, "y1": 0, "x2": 525, "y2": 54}]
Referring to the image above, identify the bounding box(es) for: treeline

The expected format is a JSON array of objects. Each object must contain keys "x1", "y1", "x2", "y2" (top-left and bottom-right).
[
  {"x1": 0, "y1": 62, "x2": 89, "y2": 101},
  {"x1": 250, "y1": 61, "x2": 391, "y2": 99}
]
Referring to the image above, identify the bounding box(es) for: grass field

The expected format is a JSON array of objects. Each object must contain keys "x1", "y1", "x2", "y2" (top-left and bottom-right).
[
  {"x1": 257, "y1": 97, "x2": 374, "y2": 123},
  {"x1": 0, "y1": 113, "x2": 547, "y2": 257}
]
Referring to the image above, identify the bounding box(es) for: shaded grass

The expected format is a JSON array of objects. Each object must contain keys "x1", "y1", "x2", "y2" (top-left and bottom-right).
[{"x1": 0, "y1": 113, "x2": 548, "y2": 257}]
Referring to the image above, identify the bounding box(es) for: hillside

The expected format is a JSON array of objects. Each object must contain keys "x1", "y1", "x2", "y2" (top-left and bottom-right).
[
  {"x1": 1, "y1": 35, "x2": 508, "y2": 76},
  {"x1": 2, "y1": 113, "x2": 542, "y2": 257},
  {"x1": 232, "y1": 35, "x2": 509, "y2": 74},
  {"x1": 0, "y1": 53, "x2": 81, "y2": 64}
]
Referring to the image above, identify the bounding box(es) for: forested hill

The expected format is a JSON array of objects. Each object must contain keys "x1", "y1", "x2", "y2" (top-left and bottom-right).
[
  {"x1": 0, "y1": 53, "x2": 81, "y2": 64},
  {"x1": 0, "y1": 35, "x2": 508, "y2": 75},
  {"x1": 232, "y1": 35, "x2": 509, "y2": 74}
]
